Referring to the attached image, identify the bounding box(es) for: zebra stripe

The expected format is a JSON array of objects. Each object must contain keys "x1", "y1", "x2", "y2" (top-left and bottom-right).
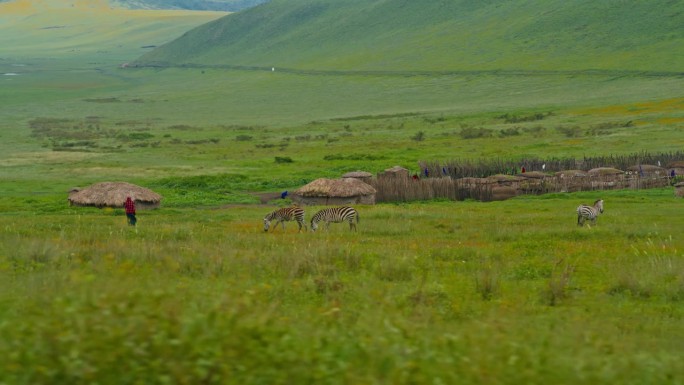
[
  {"x1": 264, "y1": 207, "x2": 306, "y2": 232},
  {"x1": 577, "y1": 199, "x2": 604, "y2": 227},
  {"x1": 311, "y1": 206, "x2": 359, "y2": 232}
]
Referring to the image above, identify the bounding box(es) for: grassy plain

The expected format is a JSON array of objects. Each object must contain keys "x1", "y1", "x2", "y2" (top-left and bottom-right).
[
  {"x1": 1, "y1": 190, "x2": 684, "y2": 384},
  {"x1": 1, "y1": 1, "x2": 684, "y2": 384}
]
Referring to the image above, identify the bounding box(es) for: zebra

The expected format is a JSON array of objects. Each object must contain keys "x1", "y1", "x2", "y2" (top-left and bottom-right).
[
  {"x1": 577, "y1": 199, "x2": 604, "y2": 227},
  {"x1": 263, "y1": 206, "x2": 306, "y2": 232},
  {"x1": 311, "y1": 206, "x2": 358, "y2": 232}
]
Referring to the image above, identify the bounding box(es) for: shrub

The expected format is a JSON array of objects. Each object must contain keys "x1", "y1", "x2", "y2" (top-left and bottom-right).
[
  {"x1": 459, "y1": 126, "x2": 493, "y2": 139},
  {"x1": 411, "y1": 131, "x2": 426, "y2": 141},
  {"x1": 275, "y1": 156, "x2": 293, "y2": 163},
  {"x1": 555, "y1": 125, "x2": 583, "y2": 138}
]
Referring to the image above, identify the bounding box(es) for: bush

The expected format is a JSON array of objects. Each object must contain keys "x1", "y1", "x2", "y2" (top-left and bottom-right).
[
  {"x1": 275, "y1": 156, "x2": 293, "y2": 163},
  {"x1": 555, "y1": 125, "x2": 583, "y2": 138},
  {"x1": 459, "y1": 126, "x2": 493, "y2": 139},
  {"x1": 411, "y1": 131, "x2": 426, "y2": 141}
]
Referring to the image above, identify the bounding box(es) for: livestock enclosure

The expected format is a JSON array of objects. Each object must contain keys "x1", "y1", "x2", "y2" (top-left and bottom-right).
[{"x1": 369, "y1": 165, "x2": 676, "y2": 203}]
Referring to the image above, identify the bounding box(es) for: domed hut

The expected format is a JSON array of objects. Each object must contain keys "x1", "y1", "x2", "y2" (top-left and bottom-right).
[
  {"x1": 68, "y1": 182, "x2": 162, "y2": 209},
  {"x1": 588, "y1": 167, "x2": 626, "y2": 189},
  {"x1": 626, "y1": 164, "x2": 666, "y2": 177},
  {"x1": 292, "y1": 178, "x2": 376, "y2": 205},
  {"x1": 379, "y1": 165, "x2": 409, "y2": 180},
  {"x1": 667, "y1": 161, "x2": 684, "y2": 178},
  {"x1": 588, "y1": 167, "x2": 624, "y2": 177},
  {"x1": 342, "y1": 170, "x2": 374, "y2": 183},
  {"x1": 555, "y1": 170, "x2": 589, "y2": 192}
]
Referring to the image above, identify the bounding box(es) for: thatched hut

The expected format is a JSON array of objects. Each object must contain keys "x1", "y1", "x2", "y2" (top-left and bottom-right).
[
  {"x1": 455, "y1": 177, "x2": 492, "y2": 189},
  {"x1": 378, "y1": 165, "x2": 409, "y2": 180},
  {"x1": 588, "y1": 167, "x2": 624, "y2": 177},
  {"x1": 517, "y1": 171, "x2": 547, "y2": 179},
  {"x1": 587, "y1": 167, "x2": 626, "y2": 189},
  {"x1": 626, "y1": 164, "x2": 666, "y2": 177},
  {"x1": 487, "y1": 174, "x2": 525, "y2": 187},
  {"x1": 68, "y1": 182, "x2": 162, "y2": 209},
  {"x1": 667, "y1": 161, "x2": 684, "y2": 178},
  {"x1": 342, "y1": 171, "x2": 374, "y2": 183},
  {"x1": 554, "y1": 170, "x2": 589, "y2": 192},
  {"x1": 292, "y1": 178, "x2": 376, "y2": 205},
  {"x1": 555, "y1": 170, "x2": 588, "y2": 178}
]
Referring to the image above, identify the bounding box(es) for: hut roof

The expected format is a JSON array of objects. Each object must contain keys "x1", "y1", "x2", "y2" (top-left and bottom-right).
[
  {"x1": 342, "y1": 171, "x2": 373, "y2": 178},
  {"x1": 384, "y1": 165, "x2": 408, "y2": 173},
  {"x1": 68, "y1": 182, "x2": 162, "y2": 208},
  {"x1": 626, "y1": 164, "x2": 665, "y2": 172},
  {"x1": 555, "y1": 170, "x2": 588, "y2": 177},
  {"x1": 294, "y1": 178, "x2": 376, "y2": 198},
  {"x1": 456, "y1": 177, "x2": 492, "y2": 185},
  {"x1": 517, "y1": 171, "x2": 547, "y2": 179},
  {"x1": 588, "y1": 167, "x2": 624, "y2": 176},
  {"x1": 487, "y1": 174, "x2": 524, "y2": 182}
]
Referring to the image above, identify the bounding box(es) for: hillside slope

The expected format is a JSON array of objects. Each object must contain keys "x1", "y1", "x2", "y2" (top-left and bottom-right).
[
  {"x1": 0, "y1": 0, "x2": 226, "y2": 59},
  {"x1": 132, "y1": 0, "x2": 684, "y2": 73},
  {"x1": 112, "y1": 0, "x2": 268, "y2": 12}
]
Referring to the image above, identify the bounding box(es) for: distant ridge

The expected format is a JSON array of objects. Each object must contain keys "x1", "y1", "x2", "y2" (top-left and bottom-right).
[
  {"x1": 112, "y1": 0, "x2": 268, "y2": 12},
  {"x1": 133, "y1": 0, "x2": 684, "y2": 73}
]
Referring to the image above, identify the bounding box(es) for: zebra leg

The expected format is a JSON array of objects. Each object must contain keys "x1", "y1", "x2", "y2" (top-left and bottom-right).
[
  {"x1": 349, "y1": 219, "x2": 356, "y2": 231},
  {"x1": 577, "y1": 216, "x2": 583, "y2": 226}
]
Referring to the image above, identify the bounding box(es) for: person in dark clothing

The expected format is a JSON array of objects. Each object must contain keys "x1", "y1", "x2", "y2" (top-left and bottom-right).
[{"x1": 124, "y1": 196, "x2": 137, "y2": 226}]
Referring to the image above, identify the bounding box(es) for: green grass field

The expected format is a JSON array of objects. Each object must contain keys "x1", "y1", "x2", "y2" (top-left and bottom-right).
[
  {"x1": 1, "y1": 1, "x2": 684, "y2": 383},
  {"x1": 1, "y1": 190, "x2": 683, "y2": 384}
]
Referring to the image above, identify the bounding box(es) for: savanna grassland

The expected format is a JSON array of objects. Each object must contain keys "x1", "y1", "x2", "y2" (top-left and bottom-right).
[{"x1": 1, "y1": 0, "x2": 684, "y2": 384}]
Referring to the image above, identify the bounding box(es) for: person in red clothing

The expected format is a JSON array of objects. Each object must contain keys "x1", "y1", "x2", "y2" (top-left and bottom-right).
[{"x1": 124, "y1": 196, "x2": 137, "y2": 226}]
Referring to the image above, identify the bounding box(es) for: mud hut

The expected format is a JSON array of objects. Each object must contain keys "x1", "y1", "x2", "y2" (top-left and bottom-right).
[
  {"x1": 68, "y1": 182, "x2": 162, "y2": 209},
  {"x1": 342, "y1": 171, "x2": 374, "y2": 183},
  {"x1": 626, "y1": 164, "x2": 666, "y2": 177},
  {"x1": 487, "y1": 174, "x2": 525, "y2": 187},
  {"x1": 554, "y1": 170, "x2": 589, "y2": 192},
  {"x1": 588, "y1": 167, "x2": 624, "y2": 177},
  {"x1": 555, "y1": 170, "x2": 588, "y2": 178},
  {"x1": 378, "y1": 166, "x2": 409, "y2": 180},
  {"x1": 292, "y1": 178, "x2": 376, "y2": 205},
  {"x1": 588, "y1": 167, "x2": 626, "y2": 189},
  {"x1": 667, "y1": 161, "x2": 684, "y2": 178}
]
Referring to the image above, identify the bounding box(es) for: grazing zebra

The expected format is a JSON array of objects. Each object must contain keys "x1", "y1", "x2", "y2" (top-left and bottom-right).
[
  {"x1": 263, "y1": 206, "x2": 306, "y2": 232},
  {"x1": 311, "y1": 206, "x2": 358, "y2": 232},
  {"x1": 577, "y1": 199, "x2": 604, "y2": 227}
]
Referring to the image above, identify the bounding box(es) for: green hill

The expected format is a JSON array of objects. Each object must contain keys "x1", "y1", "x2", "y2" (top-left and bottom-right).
[
  {"x1": 133, "y1": 0, "x2": 684, "y2": 73},
  {"x1": 112, "y1": 0, "x2": 268, "y2": 11},
  {"x1": 0, "y1": 0, "x2": 226, "y2": 59}
]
